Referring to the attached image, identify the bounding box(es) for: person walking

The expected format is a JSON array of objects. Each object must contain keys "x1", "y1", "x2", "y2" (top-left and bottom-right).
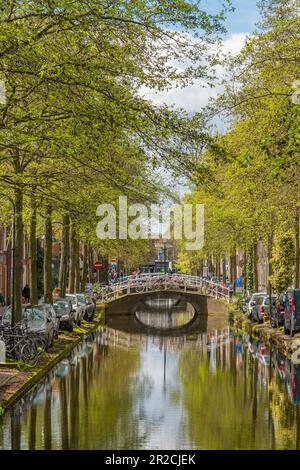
[{"x1": 22, "y1": 284, "x2": 30, "y2": 303}]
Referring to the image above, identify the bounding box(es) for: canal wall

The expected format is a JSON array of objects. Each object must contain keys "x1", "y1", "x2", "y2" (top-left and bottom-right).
[
  {"x1": 0, "y1": 306, "x2": 105, "y2": 414},
  {"x1": 232, "y1": 309, "x2": 300, "y2": 360}
]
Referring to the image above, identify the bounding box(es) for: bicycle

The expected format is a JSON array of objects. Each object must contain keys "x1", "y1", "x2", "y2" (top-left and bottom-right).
[{"x1": 0, "y1": 321, "x2": 46, "y2": 366}]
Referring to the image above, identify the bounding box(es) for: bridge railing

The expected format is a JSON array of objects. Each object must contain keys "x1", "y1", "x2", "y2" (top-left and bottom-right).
[{"x1": 98, "y1": 273, "x2": 232, "y2": 303}]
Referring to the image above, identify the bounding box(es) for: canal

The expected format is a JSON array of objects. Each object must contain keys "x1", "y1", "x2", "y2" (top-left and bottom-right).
[{"x1": 1, "y1": 295, "x2": 300, "y2": 450}]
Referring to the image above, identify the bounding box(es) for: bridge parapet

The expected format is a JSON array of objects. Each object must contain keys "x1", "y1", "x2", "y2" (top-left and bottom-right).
[{"x1": 97, "y1": 274, "x2": 232, "y2": 304}]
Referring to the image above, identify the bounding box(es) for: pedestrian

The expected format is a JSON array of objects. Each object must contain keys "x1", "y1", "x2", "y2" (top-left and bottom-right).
[
  {"x1": 22, "y1": 284, "x2": 30, "y2": 303},
  {"x1": 0, "y1": 292, "x2": 4, "y2": 306}
]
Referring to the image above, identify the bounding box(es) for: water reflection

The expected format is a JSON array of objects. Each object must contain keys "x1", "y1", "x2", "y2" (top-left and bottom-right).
[
  {"x1": 0, "y1": 322, "x2": 300, "y2": 449},
  {"x1": 135, "y1": 299, "x2": 195, "y2": 330}
]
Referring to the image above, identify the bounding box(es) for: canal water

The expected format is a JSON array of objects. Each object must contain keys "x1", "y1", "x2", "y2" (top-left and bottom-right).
[{"x1": 1, "y1": 296, "x2": 300, "y2": 450}]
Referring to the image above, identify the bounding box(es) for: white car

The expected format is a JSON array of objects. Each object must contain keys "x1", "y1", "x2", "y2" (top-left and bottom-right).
[{"x1": 247, "y1": 293, "x2": 267, "y2": 321}]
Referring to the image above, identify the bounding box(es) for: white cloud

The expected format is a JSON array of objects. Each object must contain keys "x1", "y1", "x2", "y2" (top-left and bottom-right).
[{"x1": 141, "y1": 33, "x2": 249, "y2": 114}]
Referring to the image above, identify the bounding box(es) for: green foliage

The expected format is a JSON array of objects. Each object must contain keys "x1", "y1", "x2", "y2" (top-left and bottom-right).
[
  {"x1": 0, "y1": 404, "x2": 4, "y2": 417},
  {"x1": 0, "y1": 0, "x2": 233, "y2": 293},
  {"x1": 231, "y1": 293, "x2": 244, "y2": 311},
  {"x1": 271, "y1": 229, "x2": 295, "y2": 293},
  {"x1": 176, "y1": 1, "x2": 300, "y2": 287}
]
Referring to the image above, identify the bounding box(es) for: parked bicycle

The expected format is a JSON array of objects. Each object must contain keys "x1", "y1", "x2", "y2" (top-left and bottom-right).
[{"x1": 0, "y1": 320, "x2": 46, "y2": 366}]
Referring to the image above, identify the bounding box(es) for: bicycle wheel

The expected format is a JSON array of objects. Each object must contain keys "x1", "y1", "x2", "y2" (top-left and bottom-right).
[
  {"x1": 135, "y1": 282, "x2": 145, "y2": 293},
  {"x1": 19, "y1": 341, "x2": 37, "y2": 365},
  {"x1": 31, "y1": 336, "x2": 47, "y2": 354}
]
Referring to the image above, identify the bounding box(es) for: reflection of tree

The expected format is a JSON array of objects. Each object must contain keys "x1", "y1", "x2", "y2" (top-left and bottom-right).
[
  {"x1": 60, "y1": 377, "x2": 69, "y2": 450},
  {"x1": 178, "y1": 347, "x2": 273, "y2": 450},
  {"x1": 44, "y1": 388, "x2": 52, "y2": 450},
  {"x1": 11, "y1": 407, "x2": 21, "y2": 450},
  {"x1": 3, "y1": 336, "x2": 141, "y2": 450},
  {"x1": 269, "y1": 375, "x2": 297, "y2": 449},
  {"x1": 76, "y1": 344, "x2": 141, "y2": 449},
  {"x1": 28, "y1": 405, "x2": 37, "y2": 450}
]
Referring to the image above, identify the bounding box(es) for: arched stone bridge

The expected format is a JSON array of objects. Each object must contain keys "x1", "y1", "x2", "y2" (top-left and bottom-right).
[
  {"x1": 102, "y1": 275, "x2": 231, "y2": 336},
  {"x1": 100, "y1": 273, "x2": 232, "y2": 305}
]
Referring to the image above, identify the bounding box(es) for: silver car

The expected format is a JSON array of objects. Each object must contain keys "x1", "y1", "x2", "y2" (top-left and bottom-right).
[
  {"x1": 66, "y1": 294, "x2": 84, "y2": 326},
  {"x1": 53, "y1": 298, "x2": 74, "y2": 332}
]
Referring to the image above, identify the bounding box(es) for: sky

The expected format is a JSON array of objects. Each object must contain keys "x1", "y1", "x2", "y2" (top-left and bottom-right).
[
  {"x1": 143, "y1": 0, "x2": 261, "y2": 114},
  {"x1": 146, "y1": 0, "x2": 262, "y2": 198},
  {"x1": 205, "y1": 0, "x2": 261, "y2": 34}
]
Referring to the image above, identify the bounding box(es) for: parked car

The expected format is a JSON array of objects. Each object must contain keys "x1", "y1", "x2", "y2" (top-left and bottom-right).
[
  {"x1": 0, "y1": 304, "x2": 56, "y2": 349},
  {"x1": 75, "y1": 293, "x2": 90, "y2": 321},
  {"x1": 66, "y1": 294, "x2": 84, "y2": 326},
  {"x1": 284, "y1": 288, "x2": 300, "y2": 337},
  {"x1": 270, "y1": 293, "x2": 286, "y2": 328},
  {"x1": 83, "y1": 294, "x2": 96, "y2": 321},
  {"x1": 39, "y1": 303, "x2": 59, "y2": 338},
  {"x1": 53, "y1": 298, "x2": 74, "y2": 332},
  {"x1": 258, "y1": 295, "x2": 277, "y2": 323},
  {"x1": 247, "y1": 293, "x2": 267, "y2": 322}
]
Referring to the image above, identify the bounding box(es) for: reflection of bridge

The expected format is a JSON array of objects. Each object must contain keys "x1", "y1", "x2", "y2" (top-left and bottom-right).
[
  {"x1": 99, "y1": 326, "x2": 233, "y2": 352},
  {"x1": 101, "y1": 274, "x2": 232, "y2": 304},
  {"x1": 104, "y1": 291, "x2": 228, "y2": 336}
]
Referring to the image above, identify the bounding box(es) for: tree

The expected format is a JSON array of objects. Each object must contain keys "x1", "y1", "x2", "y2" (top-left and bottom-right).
[{"x1": 271, "y1": 228, "x2": 295, "y2": 293}]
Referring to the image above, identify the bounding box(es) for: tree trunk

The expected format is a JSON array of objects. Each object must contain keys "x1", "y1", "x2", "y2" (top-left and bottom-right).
[
  {"x1": 99, "y1": 255, "x2": 109, "y2": 284},
  {"x1": 82, "y1": 243, "x2": 88, "y2": 290},
  {"x1": 29, "y1": 194, "x2": 38, "y2": 305},
  {"x1": 88, "y1": 245, "x2": 94, "y2": 284},
  {"x1": 243, "y1": 249, "x2": 247, "y2": 294},
  {"x1": 215, "y1": 254, "x2": 220, "y2": 279},
  {"x1": 295, "y1": 208, "x2": 300, "y2": 288},
  {"x1": 198, "y1": 258, "x2": 203, "y2": 278},
  {"x1": 14, "y1": 187, "x2": 23, "y2": 324},
  {"x1": 230, "y1": 249, "x2": 237, "y2": 294},
  {"x1": 68, "y1": 222, "x2": 76, "y2": 294},
  {"x1": 222, "y1": 257, "x2": 227, "y2": 282},
  {"x1": 253, "y1": 242, "x2": 259, "y2": 292},
  {"x1": 44, "y1": 206, "x2": 53, "y2": 304},
  {"x1": 246, "y1": 246, "x2": 254, "y2": 292},
  {"x1": 267, "y1": 234, "x2": 274, "y2": 296},
  {"x1": 75, "y1": 240, "x2": 80, "y2": 292},
  {"x1": 58, "y1": 214, "x2": 70, "y2": 297}
]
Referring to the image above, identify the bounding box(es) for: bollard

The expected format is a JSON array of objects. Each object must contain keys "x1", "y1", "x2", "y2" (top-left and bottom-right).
[{"x1": 0, "y1": 338, "x2": 6, "y2": 363}]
